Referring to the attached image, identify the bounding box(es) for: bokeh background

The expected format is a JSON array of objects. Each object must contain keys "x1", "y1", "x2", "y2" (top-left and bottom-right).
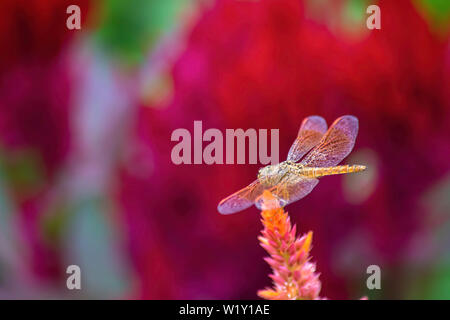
[{"x1": 0, "y1": 0, "x2": 449, "y2": 299}]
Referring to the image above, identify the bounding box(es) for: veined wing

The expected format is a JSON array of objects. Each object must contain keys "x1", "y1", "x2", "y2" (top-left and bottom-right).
[
  {"x1": 218, "y1": 179, "x2": 264, "y2": 215},
  {"x1": 255, "y1": 175, "x2": 319, "y2": 210},
  {"x1": 287, "y1": 116, "x2": 328, "y2": 162},
  {"x1": 300, "y1": 115, "x2": 358, "y2": 168}
]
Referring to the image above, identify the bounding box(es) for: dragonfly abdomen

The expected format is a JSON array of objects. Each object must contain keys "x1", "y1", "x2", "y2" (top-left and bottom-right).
[{"x1": 300, "y1": 165, "x2": 366, "y2": 178}]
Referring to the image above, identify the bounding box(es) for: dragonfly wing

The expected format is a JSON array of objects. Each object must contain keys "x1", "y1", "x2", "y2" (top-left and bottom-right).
[
  {"x1": 287, "y1": 116, "x2": 328, "y2": 162},
  {"x1": 300, "y1": 115, "x2": 358, "y2": 167},
  {"x1": 218, "y1": 179, "x2": 264, "y2": 215},
  {"x1": 255, "y1": 175, "x2": 319, "y2": 210}
]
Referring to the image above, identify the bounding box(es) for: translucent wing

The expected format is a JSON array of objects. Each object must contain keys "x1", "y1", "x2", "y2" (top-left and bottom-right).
[
  {"x1": 218, "y1": 179, "x2": 264, "y2": 215},
  {"x1": 255, "y1": 175, "x2": 319, "y2": 210},
  {"x1": 287, "y1": 116, "x2": 328, "y2": 162},
  {"x1": 300, "y1": 115, "x2": 358, "y2": 168}
]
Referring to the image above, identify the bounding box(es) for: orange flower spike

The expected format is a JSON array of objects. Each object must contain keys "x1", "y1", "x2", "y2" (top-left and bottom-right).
[
  {"x1": 301, "y1": 231, "x2": 313, "y2": 255},
  {"x1": 258, "y1": 191, "x2": 323, "y2": 300}
]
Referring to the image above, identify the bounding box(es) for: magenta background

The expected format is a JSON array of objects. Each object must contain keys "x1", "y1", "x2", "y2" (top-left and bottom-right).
[{"x1": 0, "y1": 0, "x2": 449, "y2": 299}]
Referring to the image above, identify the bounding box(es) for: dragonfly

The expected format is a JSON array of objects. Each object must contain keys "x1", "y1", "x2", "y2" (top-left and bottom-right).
[{"x1": 217, "y1": 115, "x2": 366, "y2": 214}]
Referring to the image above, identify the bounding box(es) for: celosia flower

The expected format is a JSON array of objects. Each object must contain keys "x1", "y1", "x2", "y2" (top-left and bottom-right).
[{"x1": 257, "y1": 190, "x2": 322, "y2": 300}]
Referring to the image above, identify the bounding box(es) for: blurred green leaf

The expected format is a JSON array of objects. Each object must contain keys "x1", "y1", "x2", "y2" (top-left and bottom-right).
[
  {"x1": 415, "y1": 0, "x2": 450, "y2": 34},
  {"x1": 425, "y1": 262, "x2": 450, "y2": 299},
  {"x1": 95, "y1": 0, "x2": 190, "y2": 65},
  {"x1": 0, "y1": 148, "x2": 44, "y2": 195},
  {"x1": 41, "y1": 206, "x2": 71, "y2": 246},
  {"x1": 343, "y1": 0, "x2": 370, "y2": 24}
]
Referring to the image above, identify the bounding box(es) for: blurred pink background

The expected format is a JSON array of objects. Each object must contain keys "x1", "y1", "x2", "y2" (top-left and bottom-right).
[{"x1": 0, "y1": 0, "x2": 449, "y2": 299}]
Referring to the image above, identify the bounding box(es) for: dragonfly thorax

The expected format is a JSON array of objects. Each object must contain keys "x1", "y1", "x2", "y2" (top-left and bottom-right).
[{"x1": 257, "y1": 162, "x2": 290, "y2": 184}]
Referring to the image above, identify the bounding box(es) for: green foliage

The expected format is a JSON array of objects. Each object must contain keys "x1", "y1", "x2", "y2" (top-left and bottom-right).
[
  {"x1": 415, "y1": 0, "x2": 450, "y2": 33},
  {"x1": 0, "y1": 148, "x2": 44, "y2": 194},
  {"x1": 343, "y1": 0, "x2": 370, "y2": 25},
  {"x1": 95, "y1": 0, "x2": 189, "y2": 66}
]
